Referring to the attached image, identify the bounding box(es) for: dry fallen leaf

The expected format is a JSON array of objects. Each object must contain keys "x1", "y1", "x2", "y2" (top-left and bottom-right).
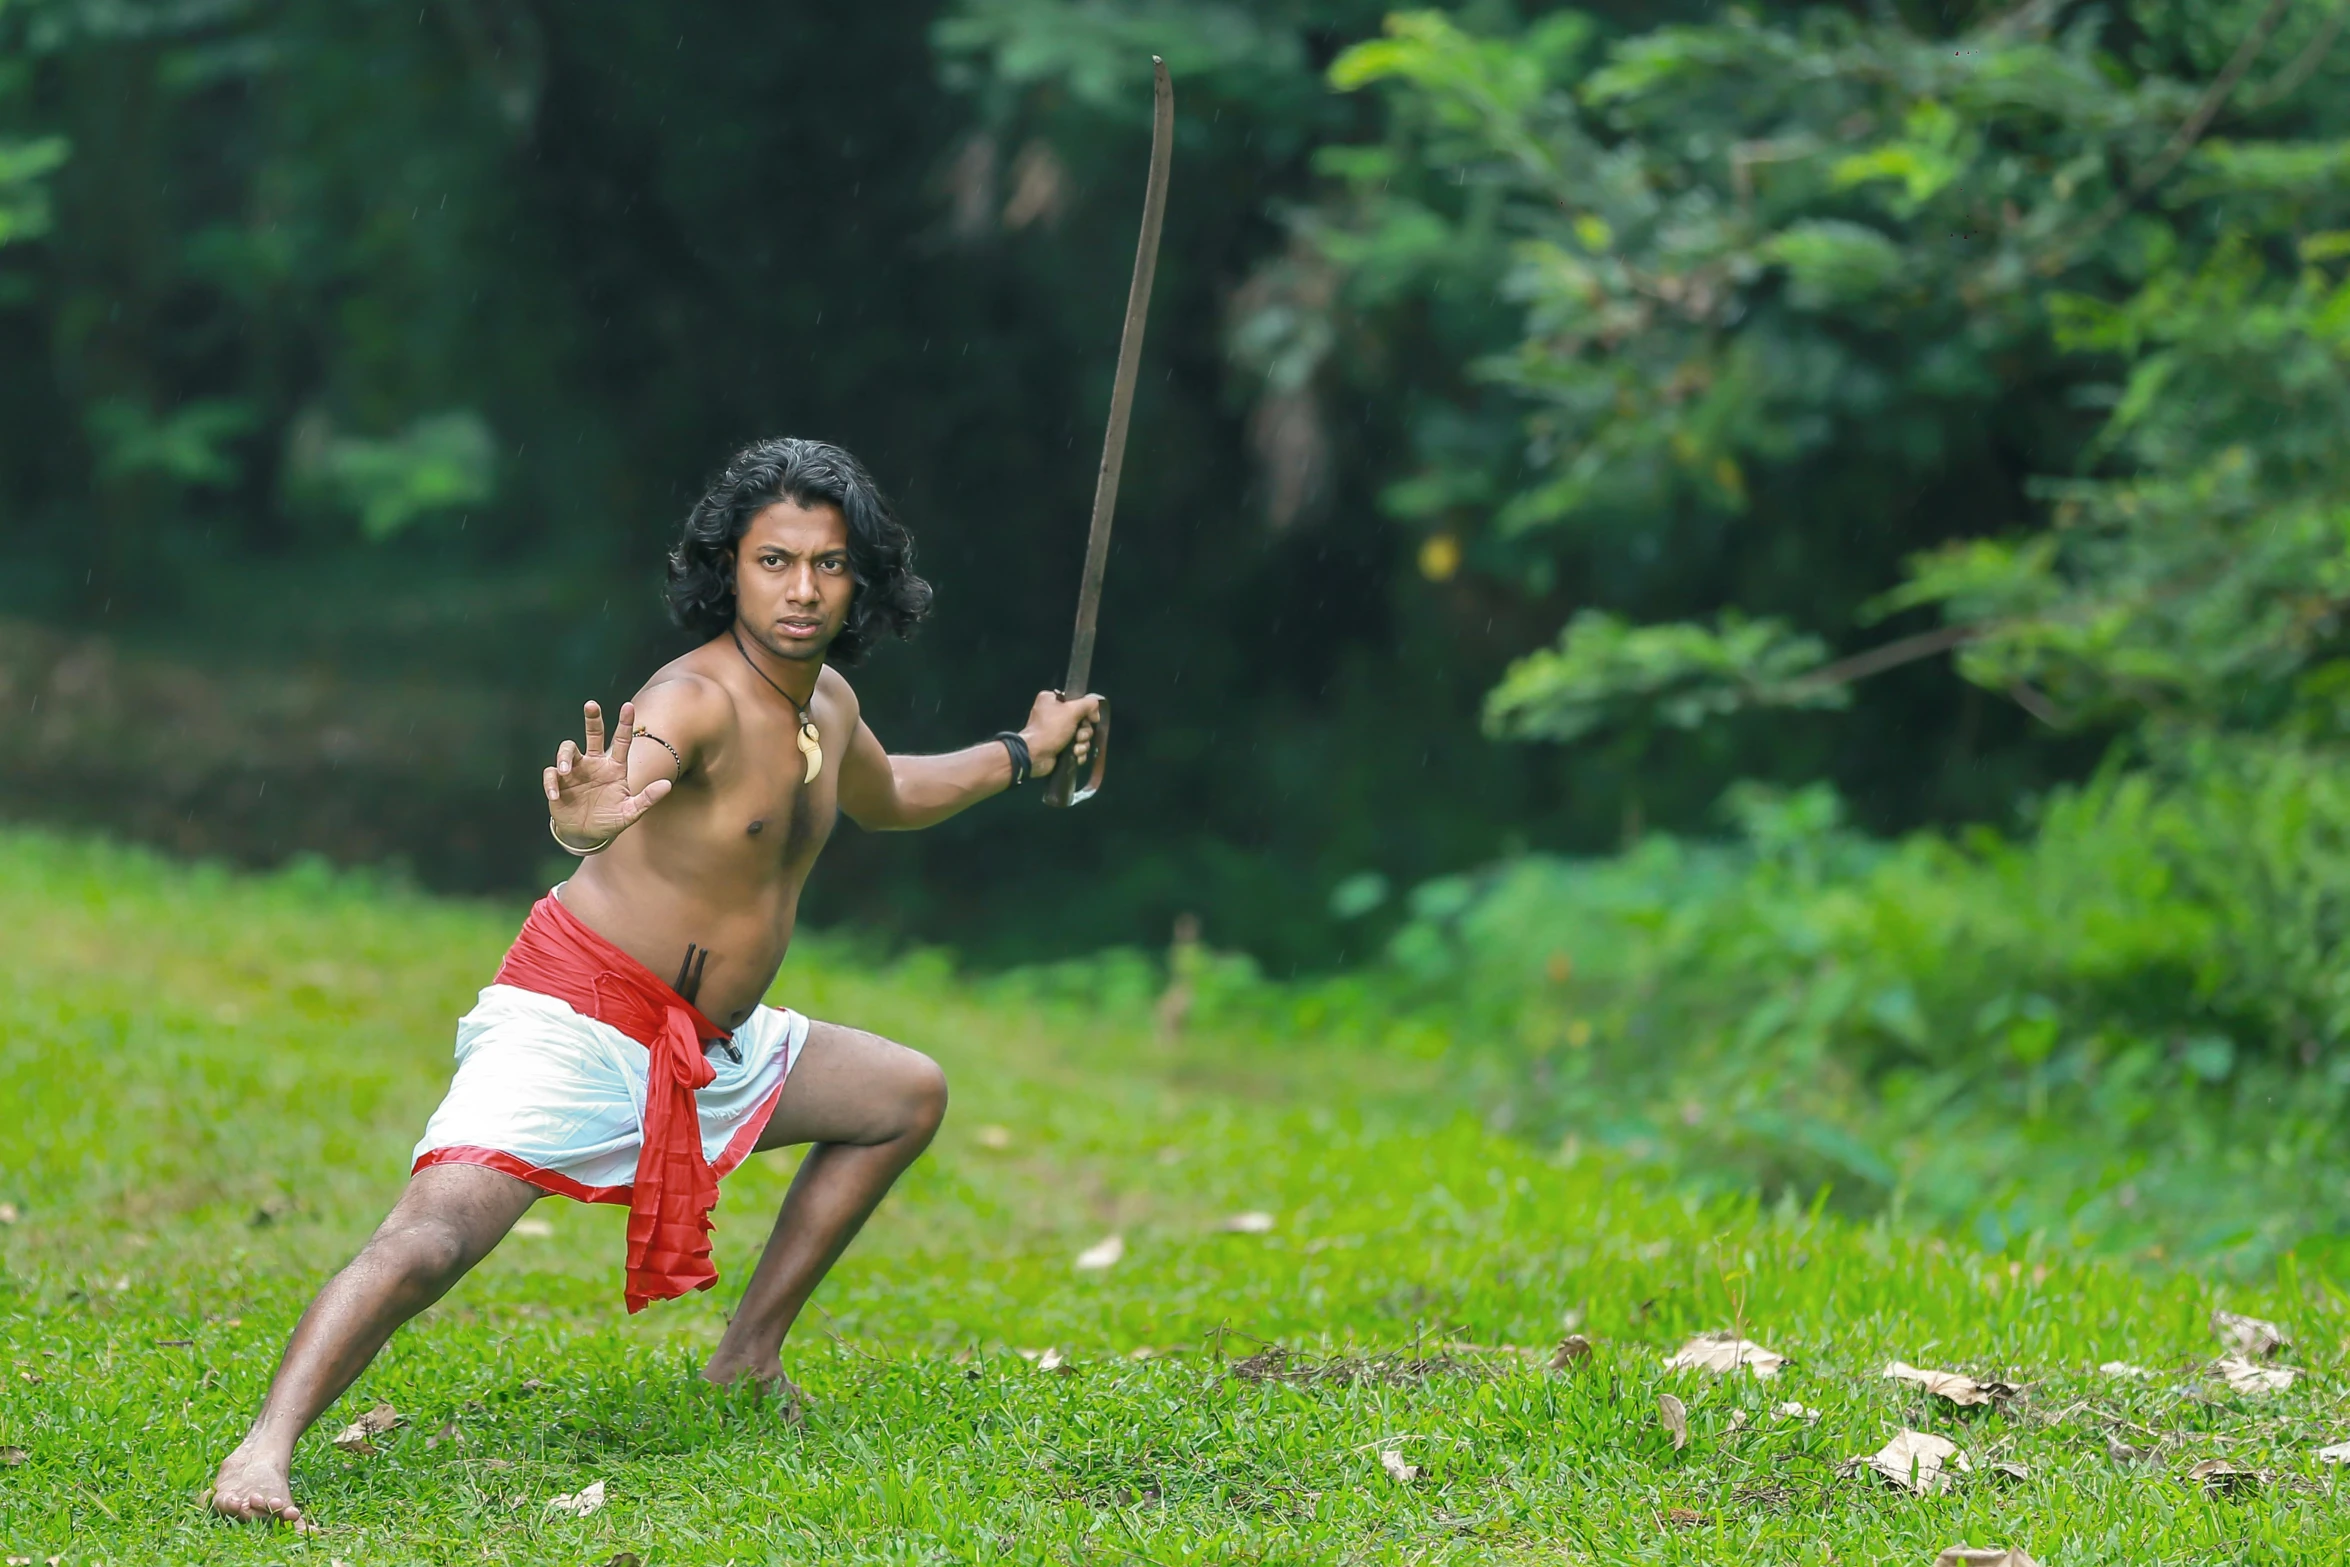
[
  {"x1": 2098, "y1": 1361, "x2": 2155, "y2": 1379},
  {"x1": 427, "y1": 1419, "x2": 466, "y2": 1450},
  {"x1": 1036, "y1": 1347, "x2": 1071, "y2": 1373},
  {"x1": 1774, "y1": 1401, "x2": 1821, "y2": 1422},
  {"x1": 1378, "y1": 1448, "x2": 1419, "y2": 1483},
  {"x1": 2212, "y1": 1309, "x2": 2288, "y2": 1360},
  {"x1": 1217, "y1": 1211, "x2": 1276, "y2": 1234},
  {"x1": 2316, "y1": 1439, "x2": 2350, "y2": 1465},
  {"x1": 2185, "y1": 1458, "x2": 2262, "y2": 1496},
  {"x1": 331, "y1": 1402, "x2": 400, "y2": 1455},
  {"x1": 1662, "y1": 1507, "x2": 1711, "y2": 1528},
  {"x1": 1073, "y1": 1234, "x2": 1124, "y2": 1271},
  {"x1": 974, "y1": 1124, "x2": 1014, "y2": 1150},
  {"x1": 1548, "y1": 1334, "x2": 1593, "y2": 1371},
  {"x1": 0, "y1": 1448, "x2": 24, "y2": 1466},
  {"x1": 1851, "y1": 1429, "x2": 1970, "y2": 1494},
  {"x1": 1934, "y1": 1550, "x2": 2042, "y2": 1567},
  {"x1": 482, "y1": 1458, "x2": 515, "y2": 1472},
  {"x1": 2212, "y1": 1356, "x2": 2296, "y2": 1396},
  {"x1": 1664, "y1": 1331, "x2": 1785, "y2": 1379},
  {"x1": 599, "y1": 1555, "x2": 643, "y2": 1567},
  {"x1": 547, "y1": 1479, "x2": 606, "y2": 1517},
  {"x1": 1987, "y1": 1460, "x2": 2029, "y2": 1483},
  {"x1": 1658, "y1": 1392, "x2": 1689, "y2": 1451},
  {"x1": 510, "y1": 1216, "x2": 554, "y2": 1239},
  {"x1": 0, "y1": 1203, "x2": 17, "y2": 1224},
  {"x1": 1883, "y1": 1361, "x2": 2019, "y2": 1408}
]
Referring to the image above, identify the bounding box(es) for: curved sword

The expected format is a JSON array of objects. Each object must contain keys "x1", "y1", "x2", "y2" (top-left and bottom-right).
[{"x1": 1043, "y1": 55, "x2": 1173, "y2": 807}]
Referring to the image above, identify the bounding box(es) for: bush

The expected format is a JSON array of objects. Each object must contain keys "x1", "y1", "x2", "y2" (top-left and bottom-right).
[
  {"x1": 1370, "y1": 743, "x2": 2350, "y2": 1268},
  {"x1": 1007, "y1": 742, "x2": 2350, "y2": 1272}
]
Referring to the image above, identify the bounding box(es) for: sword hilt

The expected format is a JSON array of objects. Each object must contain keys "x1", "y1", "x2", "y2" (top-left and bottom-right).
[{"x1": 1040, "y1": 695, "x2": 1109, "y2": 808}]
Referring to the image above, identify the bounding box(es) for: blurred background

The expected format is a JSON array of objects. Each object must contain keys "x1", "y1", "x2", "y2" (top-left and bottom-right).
[{"x1": 8, "y1": 0, "x2": 2350, "y2": 1259}]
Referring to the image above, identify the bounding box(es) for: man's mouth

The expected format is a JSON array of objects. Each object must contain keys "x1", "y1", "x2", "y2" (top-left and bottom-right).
[{"x1": 776, "y1": 617, "x2": 824, "y2": 640}]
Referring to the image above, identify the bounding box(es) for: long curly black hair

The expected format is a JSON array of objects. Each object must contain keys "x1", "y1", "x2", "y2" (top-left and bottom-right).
[{"x1": 666, "y1": 437, "x2": 933, "y2": 666}]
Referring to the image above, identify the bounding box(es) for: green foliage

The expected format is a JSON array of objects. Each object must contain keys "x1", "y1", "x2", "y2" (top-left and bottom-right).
[
  {"x1": 84, "y1": 396, "x2": 255, "y2": 488},
  {"x1": 0, "y1": 129, "x2": 62, "y2": 247},
  {"x1": 935, "y1": 0, "x2": 1308, "y2": 111},
  {"x1": 7, "y1": 828, "x2": 2350, "y2": 1558},
  {"x1": 283, "y1": 408, "x2": 497, "y2": 540},
  {"x1": 0, "y1": 2, "x2": 65, "y2": 257},
  {"x1": 1280, "y1": 1, "x2": 2350, "y2": 742},
  {"x1": 1484, "y1": 609, "x2": 1844, "y2": 743},
  {"x1": 1361, "y1": 741, "x2": 2350, "y2": 1268}
]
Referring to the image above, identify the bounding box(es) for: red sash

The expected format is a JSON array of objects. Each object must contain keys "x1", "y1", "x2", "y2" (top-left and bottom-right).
[{"x1": 493, "y1": 894, "x2": 729, "y2": 1313}]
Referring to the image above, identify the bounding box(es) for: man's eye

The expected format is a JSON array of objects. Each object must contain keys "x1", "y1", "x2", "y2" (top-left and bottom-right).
[{"x1": 821, "y1": 559, "x2": 846, "y2": 573}]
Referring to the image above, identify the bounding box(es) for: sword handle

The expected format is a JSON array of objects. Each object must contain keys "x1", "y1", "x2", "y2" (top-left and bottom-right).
[{"x1": 1040, "y1": 696, "x2": 1109, "y2": 809}]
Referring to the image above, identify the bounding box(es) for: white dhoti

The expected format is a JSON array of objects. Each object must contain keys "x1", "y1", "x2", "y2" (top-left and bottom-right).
[{"x1": 411, "y1": 983, "x2": 809, "y2": 1204}]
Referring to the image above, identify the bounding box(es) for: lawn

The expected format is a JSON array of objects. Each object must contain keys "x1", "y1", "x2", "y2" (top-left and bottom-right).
[{"x1": 2, "y1": 829, "x2": 2347, "y2": 1564}]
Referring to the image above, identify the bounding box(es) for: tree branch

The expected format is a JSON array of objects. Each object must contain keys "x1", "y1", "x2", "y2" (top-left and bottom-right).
[
  {"x1": 2046, "y1": 0, "x2": 2298, "y2": 265},
  {"x1": 2244, "y1": 0, "x2": 2346, "y2": 108},
  {"x1": 2122, "y1": 0, "x2": 2297, "y2": 201},
  {"x1": 1793, "y1": 623, "x2": 1979, "y2": 691}
]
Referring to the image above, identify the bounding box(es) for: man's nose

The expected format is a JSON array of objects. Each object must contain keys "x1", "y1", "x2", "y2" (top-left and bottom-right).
[{"x1": 785, "y1": 564, "x2": 822, "y2": 601}]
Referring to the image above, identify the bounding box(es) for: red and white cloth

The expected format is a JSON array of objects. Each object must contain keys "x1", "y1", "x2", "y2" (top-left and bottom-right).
[{"x1": 411, "y1": 892, "x2": 806, "y2": 1311}]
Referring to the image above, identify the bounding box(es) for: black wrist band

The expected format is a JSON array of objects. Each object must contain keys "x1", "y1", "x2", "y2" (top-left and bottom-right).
[{"x1": 994, "y1": 730, "x2": 1032, "y2": 787}]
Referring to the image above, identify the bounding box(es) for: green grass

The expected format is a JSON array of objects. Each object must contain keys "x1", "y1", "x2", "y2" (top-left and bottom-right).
[{"x1": 3, "y1": 829, "x2": 2349, "y2": 1564}]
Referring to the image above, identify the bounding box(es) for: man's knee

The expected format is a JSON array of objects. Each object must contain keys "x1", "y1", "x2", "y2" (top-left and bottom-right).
[
  {"x1": 898, "y1": 1051, "x2": 948, "y2": 1140},
  {"x1": 368, "y1": 1211, "x2": 488, "y2": 1294}
]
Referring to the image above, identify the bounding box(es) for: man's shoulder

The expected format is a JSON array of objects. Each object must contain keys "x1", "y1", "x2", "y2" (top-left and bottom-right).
[
  {"x1": 815, "y1": 663, "x2": 862, "y2": 723},
  {"x1": 635, "y1": 660, "x2": 740, "y2": 736}
]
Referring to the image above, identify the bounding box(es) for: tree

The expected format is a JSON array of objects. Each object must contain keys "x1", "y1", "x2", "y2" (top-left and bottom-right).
[{"x1": 1261, "y1": 0, "x2": 2350, "y2": 762}]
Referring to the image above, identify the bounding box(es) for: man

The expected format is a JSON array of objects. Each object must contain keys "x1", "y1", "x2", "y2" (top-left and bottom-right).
[{"x1": 211, "y1": 437, "x2": 1099, "y2": 1525}]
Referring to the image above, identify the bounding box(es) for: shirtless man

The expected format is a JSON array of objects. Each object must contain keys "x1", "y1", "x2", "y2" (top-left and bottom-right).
[{"x1": 211, "y1": 436, "x2": 1099, "y2": 1525}]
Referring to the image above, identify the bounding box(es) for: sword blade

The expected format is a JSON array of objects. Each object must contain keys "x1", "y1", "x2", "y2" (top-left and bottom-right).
[{"x1": 1059, "y1": 55, "x2": 1173, "y2": 699}]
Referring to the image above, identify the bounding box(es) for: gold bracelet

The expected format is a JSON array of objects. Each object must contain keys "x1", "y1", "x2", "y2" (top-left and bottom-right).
[{"x1": 549, "y1": 818, "x2": 614, "y2": 856}]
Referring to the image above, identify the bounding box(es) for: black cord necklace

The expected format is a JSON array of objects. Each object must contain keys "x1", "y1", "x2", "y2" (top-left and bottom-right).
[{"x1": 731, "y1": 627, "x2": 824, "y2": 783}]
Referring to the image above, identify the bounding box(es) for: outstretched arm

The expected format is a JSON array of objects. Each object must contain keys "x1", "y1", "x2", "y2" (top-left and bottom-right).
[{"x1": 838, "y1": 690, "x2": 1099, "y2": 832}]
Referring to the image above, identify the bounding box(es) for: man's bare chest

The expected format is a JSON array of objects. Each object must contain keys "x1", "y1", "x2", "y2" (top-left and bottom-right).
[{"x1": 692, "y1": 747, "x2": 834, "y2": 871}]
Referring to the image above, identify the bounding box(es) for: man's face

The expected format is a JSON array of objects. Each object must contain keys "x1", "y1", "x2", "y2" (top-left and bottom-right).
[{"x1": 734, "y1": 498, "x2": 854, "y2": 663}]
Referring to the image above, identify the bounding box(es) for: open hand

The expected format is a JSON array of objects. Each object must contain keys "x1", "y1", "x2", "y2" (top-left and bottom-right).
[
  {"x1": 543, "y1": 700, "x2": 671, "y2": 848},
  {"x1": 1021, "y1": 690, "x2": 1102, "y2": 777}
]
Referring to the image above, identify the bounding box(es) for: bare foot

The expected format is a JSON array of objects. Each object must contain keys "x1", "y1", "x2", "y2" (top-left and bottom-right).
[
  {"x1": 210, "y1": 1442, "x2": 307, "y2": 1526},
  {"x1": 699, "y1": 1359, "x2": 806, "y2": 1424}
]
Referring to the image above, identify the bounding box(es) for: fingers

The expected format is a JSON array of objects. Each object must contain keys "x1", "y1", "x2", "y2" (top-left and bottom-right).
[
  {"x1": 582, "y1": 700, "x2": 605, "y2": 758},
  {"x1": 621, "y1": 777, "x2": 672, "y2": 823},
  {"x1": 555, "y1": 739, "x2": 579, "y2": 777},
  {"x1": 543, "y1": 765, "x2": 560, "y2": 803},
  {"x1": 611, "y1": 700, "x2": 636, "y2": 768}
]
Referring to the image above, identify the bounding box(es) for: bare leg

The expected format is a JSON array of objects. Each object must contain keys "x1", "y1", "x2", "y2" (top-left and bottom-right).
[
  {"x1": 701, "y1": 1021, "x2": 947, "y2": 1397},
  {"x1": 211, "y1": 1163, "x2": 541, "y2": 1524}
]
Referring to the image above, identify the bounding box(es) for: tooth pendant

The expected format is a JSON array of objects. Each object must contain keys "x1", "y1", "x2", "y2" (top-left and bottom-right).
[{"x1": 797, "y1": 721, "x2": 823, "y2": 784}]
